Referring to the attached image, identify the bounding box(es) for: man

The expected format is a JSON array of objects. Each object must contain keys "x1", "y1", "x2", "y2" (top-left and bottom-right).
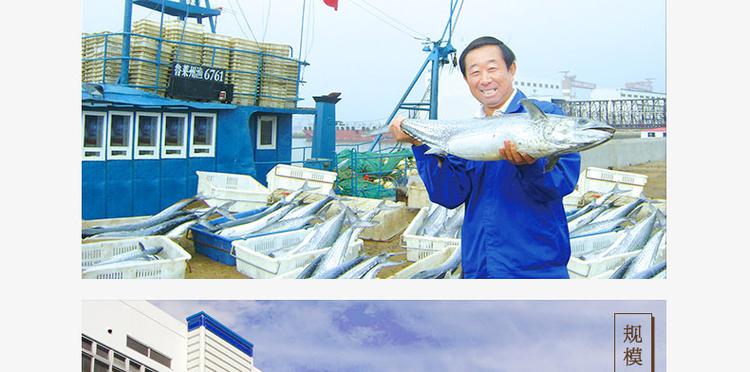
[{"x1": 389, "y1": 36, "x2": 580, "y2": 278}]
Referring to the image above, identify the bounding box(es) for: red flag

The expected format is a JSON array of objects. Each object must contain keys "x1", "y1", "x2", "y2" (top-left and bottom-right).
[{"x1": 323, "y1": 0, "x2": 338, "y2": 11}]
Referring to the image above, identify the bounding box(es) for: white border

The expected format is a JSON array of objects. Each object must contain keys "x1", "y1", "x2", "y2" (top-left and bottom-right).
[
  {"x1": 107, "y1": 111, "x2": 134, "y2": 160},
  {"x1": 190, "y1": 112, "x2": 217, "y2": 157},
  {"x1": 256, "y1": 115, "x2": 277, "y2": 150},
  {"x1": 134, "y1": 112, "x2": 161, "y2": 160},
  {"x1": 81, "y1": 110, "x2": 107, "y2": 161},
  {"x1": 161, "y1": 113, "x2": 188, "y2": 159}
]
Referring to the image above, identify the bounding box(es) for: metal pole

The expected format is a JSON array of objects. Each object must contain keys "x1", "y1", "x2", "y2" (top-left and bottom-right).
[
  {"x1": 368, "y1": 56, "x2": 432, "y2": 152},
  {"x1": 118, "y1": 0, "x2": 134, "y2": 85},
  {"x1": 298, "y1": 0, "x2": 306, "y2": 62},
  {"x1": 429, "y1": 46, "x2": 440, "y2": 119}
]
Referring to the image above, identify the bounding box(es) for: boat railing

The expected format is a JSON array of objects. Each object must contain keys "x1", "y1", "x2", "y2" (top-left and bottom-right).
[{"x1": 81, "y1": 31, "x2": 306, "y2": 106}]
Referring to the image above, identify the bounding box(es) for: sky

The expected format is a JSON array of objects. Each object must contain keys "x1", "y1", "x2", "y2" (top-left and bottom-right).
[
  {"x1": 151, "y1": 300, "x2": 666, "y2": 372},
  {"x1": 81, "y1": 0, "x2": 666, "y2": 121}
]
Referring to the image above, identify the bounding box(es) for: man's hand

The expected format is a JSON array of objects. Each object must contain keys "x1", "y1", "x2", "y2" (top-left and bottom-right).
[
  {"x1": 500, "y1": 140, "x2": 536, "y2": 165},
  {"x1": 389, "y1": 116, "x2": 422, "y2": 146}
]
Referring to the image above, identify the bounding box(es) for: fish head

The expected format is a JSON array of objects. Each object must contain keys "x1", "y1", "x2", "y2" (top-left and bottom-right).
[{"x1": 544, "y1": 116, "x2": 616, "y2": 154}]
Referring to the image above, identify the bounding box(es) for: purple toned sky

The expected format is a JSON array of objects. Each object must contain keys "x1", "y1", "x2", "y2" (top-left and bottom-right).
[{"x1": 152, "y1": 300, "x2": 665, "y2": 372}]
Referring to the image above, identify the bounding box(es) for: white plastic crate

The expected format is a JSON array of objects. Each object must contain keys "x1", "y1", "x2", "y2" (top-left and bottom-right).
[
  {"x1": 231, "y1": 229, "x2": 363, "y2": 279},
  {"x1": 407, "y1": 183, "x2": 430, "y2": 209},
  {"x1": 578, "y1": 167, "x2": 648, "y2": 198},
  {"x1": 81, "y1": 236, "x2": 191, "y2": 279},
  {"x1": 401, "y1": 207, "x2": 461, "y2": 262},
  {"x1": 569, "y1": 231, "x2": 623, "y2": 257},
  {"x1": 390, "y1": 246, "x2": 458, "y2": 279},
  {"x1": 266, "y1": 164, "x2": 337, "y2": 195},
  {"x1": 567, "y1": 251, "x2": 639, "y2": 278},
  {"x1": 196, "y1": 171, "x2": 270, "y2": 204}
]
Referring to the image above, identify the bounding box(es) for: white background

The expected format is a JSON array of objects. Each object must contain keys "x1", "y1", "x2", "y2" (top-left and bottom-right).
[{"x1": 1, "y1": 1, "x2": 748, "y2": 370}]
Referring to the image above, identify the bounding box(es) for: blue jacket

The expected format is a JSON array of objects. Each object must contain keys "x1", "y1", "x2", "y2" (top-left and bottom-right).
[{"x1": 412, "y1": 90, "x2": 580, "y2": 278}]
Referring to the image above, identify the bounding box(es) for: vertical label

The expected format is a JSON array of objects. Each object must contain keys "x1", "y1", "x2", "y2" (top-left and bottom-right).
[{"x1": 614, "y1": 313, "x2": 654, "y2": 372}]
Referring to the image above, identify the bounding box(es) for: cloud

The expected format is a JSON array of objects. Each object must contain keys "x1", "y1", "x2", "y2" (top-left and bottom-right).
[{"x1": 150, "y1": 300, "x2": 664, "y2": 372}]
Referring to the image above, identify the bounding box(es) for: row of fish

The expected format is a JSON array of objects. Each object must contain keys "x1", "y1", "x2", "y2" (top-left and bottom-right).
[
  {"x1": 81, "y1": 196, "x2": 236, "y2": 240},
  {"x1": 566, "y1": 184, "x2": 667, "y2": 279}
]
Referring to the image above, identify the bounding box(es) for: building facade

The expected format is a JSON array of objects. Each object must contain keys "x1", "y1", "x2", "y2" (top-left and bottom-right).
[{"x1": 82, "y1": 301, "x2": 260, "y2": 372}]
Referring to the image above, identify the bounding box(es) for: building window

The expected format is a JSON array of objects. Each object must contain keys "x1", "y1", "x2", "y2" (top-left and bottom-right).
[
  {"x1": 162, "y1": 113, "x2": 188, "y2": 158},
  {"x1": 113, "y1": 353, "x2": 127, "y2": 370},
  {"x1": 82, "y1": 353, "x2": 93, "y2": 372},
  {"x1": 128, "y1": 361, "x2": 142, "y2": 372},
  {"x1": 135, "y1": 112, "x2": 160, "y2": 160},
  {"x1": 94, "y1": 360, "x2": 109, "y2": 372},
  {"x1": 257, "y1": 115, "x2": 277, "y2": 150},
  {"x1": 126, "y1": 336, "x2": 172, "y2": 369},
  {"x1": 108, "y1": 111, "x2": 134, "y2": 159},
  {"x1": 127, "y1": 336, "x2": 149, "y2": 357},
  {"x1": 82, "y1": 111, "x2": 107, "y2": 161},
  {"x1": 150, "y1": 349, "x2": 172, "y2": 368},
  {"x1": 82, "y1": 337, "x2": 93, "y2": 352},
  {"x1": 190, "y1": 112, "x2": 217, "y2": 157},
  {"x1": 96, "y1": 344, "x2": 110, "y2": 359}
]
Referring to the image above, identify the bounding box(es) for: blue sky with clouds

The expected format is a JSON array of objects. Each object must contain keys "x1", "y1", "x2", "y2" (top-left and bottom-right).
[
  {"x1": 151, "y1": 300, "x2": 666, "y2": 372},
  {"x1": 81, "y1": 0, "x2": 665, "y2": 121}
]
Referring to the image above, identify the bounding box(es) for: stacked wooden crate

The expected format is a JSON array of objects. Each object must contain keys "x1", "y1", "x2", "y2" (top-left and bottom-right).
[
  {"x1": 164, "y1": 20, "x2": 205, "y2": 66},
  {"x1": 259, "y1": 42, "x2": 298, "y2": 108},
  {"x1": 81, "y1": 32, "x2": 123, "y2": 84},
  {"x1": 129, "y1": 19, "x2": 174, "y2": 94},
  {"x1": 228, "y1": 38, "x2": 262, "y2": 106},
  {"x1": 201, "y1": 33, "x2": 232, "y2": 70}
]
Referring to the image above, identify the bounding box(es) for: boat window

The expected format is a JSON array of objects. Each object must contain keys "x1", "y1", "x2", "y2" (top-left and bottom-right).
[
  {"x1": 257, "y1": 115, "x2": 277, "y2": 150},
  {"x1": 82, "y1": 111, "x2": 107, "y2": 161},
  {"x1": 135, "y1": 112, "x2": 160, "y2": 159},
  {"x1": 190, "y1": 112, "x2": 217, "y2": 157},
  {"x1": 108, "y1": 112, "x2": 133, "y2": 159},
  {"x1": 162, "y1": 113, "x2": 188, "y2": 158}
]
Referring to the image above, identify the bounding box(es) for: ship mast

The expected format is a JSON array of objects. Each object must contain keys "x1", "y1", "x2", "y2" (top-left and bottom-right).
[{"x1": 368, "y1": 0, "x2": 463, "y2": 151}]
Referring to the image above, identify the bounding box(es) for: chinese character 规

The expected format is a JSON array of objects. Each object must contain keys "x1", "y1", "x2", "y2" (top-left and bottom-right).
[{"x1": 623, "y1": 324, "x2": 643, "y2": 343}]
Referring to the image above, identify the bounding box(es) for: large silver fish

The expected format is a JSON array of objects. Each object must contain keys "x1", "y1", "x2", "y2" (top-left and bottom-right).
[
  {"x1": 82, "y1": 196, "x2": 203, "y2": 238},
  {"x1": 590, "y1": 197, "x2": 645, "y2": 224},
  {"x1": 567, "y1": 202, "x2": 613, "y2": 233},
  {"x1": 310, "y1": 219, "x2": 377, "y2": 278},
  {"x1": 623, "y1": 229, "x2": 665, "y2": 278},
  {"x1": 583, "y1": 210, "x2": 658, "y2": 260},
  {"x1": 338, "y1": 253, "x2": 400, "y2": 279},
  {"x1": 217, "y1": 201, "x2": 300, "y2": 238},
  {"x1": 372, "y1": 99, "x2": 615, "y2": 172},
  {"x1": 436, "y1": 204, "x2": 465, "y2": 238},
  {"x1": 569, "y1": 217, "x2": 631, "y2": 238},
  {"x1": 410, "y1": 246, "x2": 462, "y2": 279},
  {"x1": 270, "y1": 206, "x2": 352, "y2": 258}
]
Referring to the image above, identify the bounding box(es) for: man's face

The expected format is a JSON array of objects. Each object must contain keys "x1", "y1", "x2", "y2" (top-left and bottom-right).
[{"x1": 463, "y1": 45, "x2": 516, "y2": 111}]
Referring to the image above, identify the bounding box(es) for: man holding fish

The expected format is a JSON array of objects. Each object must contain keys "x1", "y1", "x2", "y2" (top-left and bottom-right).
[{"x1": 389, "y1": 37, "x2": 588, "y2": 279}]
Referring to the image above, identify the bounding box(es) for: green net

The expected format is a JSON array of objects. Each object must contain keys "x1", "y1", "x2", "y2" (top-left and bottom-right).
[{"x1": 335, "y1": 148, "x2": 415, "y2": 199}]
